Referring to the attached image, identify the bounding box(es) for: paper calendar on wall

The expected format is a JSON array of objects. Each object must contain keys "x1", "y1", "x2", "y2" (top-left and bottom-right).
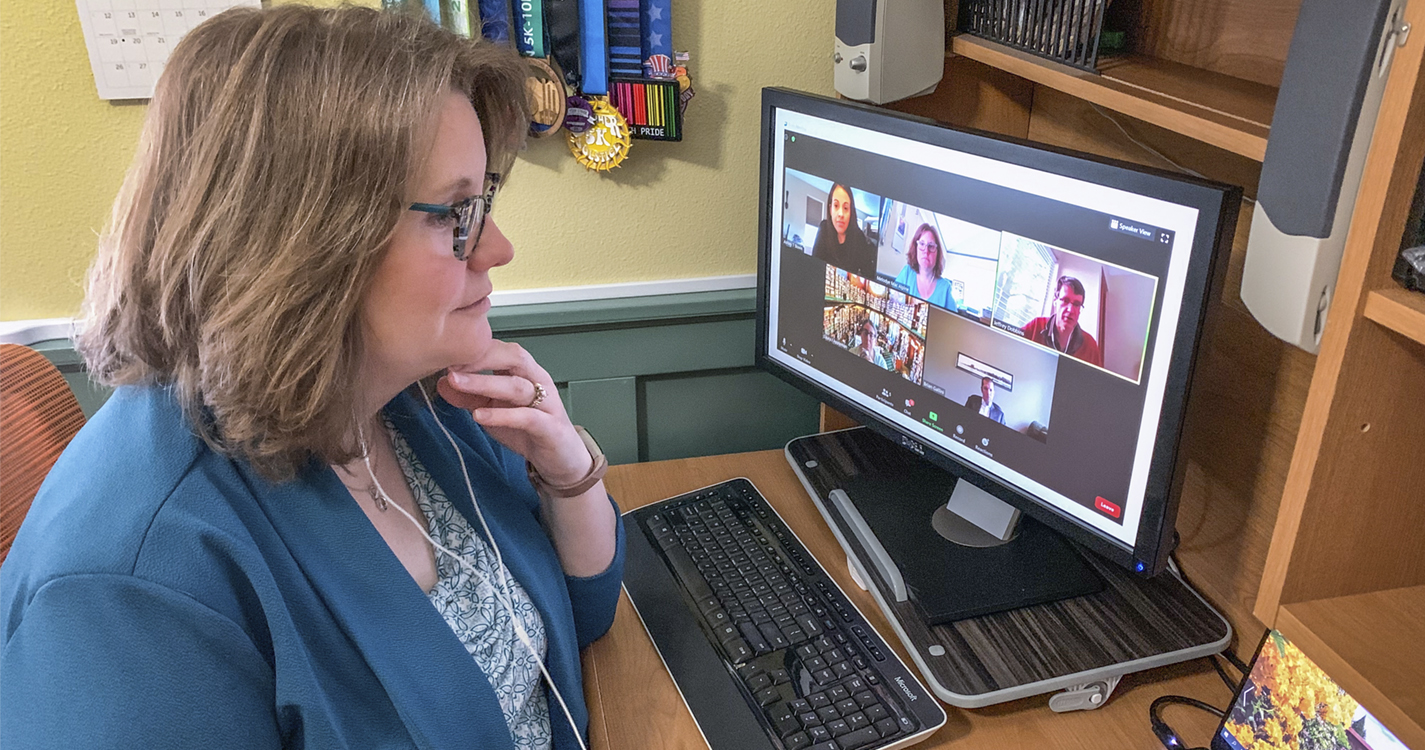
[{"x1": 75, "y1": 0, "x2": 259, "y2": 101}]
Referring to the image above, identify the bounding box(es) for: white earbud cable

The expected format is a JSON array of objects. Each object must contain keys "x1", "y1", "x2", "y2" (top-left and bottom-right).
[{"x1": 355, "y1": 383, "x2": 589, "y2": 750}]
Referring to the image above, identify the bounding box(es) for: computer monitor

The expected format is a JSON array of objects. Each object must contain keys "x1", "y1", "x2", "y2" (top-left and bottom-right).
[{"x1": 756, "y1": 88, "x2": 1240, "y2": 589}]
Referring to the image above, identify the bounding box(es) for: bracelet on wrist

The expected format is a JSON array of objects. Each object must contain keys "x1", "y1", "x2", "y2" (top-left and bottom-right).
[{"x1": 526, "y1": 425, "x2": 608, "y2": 498}]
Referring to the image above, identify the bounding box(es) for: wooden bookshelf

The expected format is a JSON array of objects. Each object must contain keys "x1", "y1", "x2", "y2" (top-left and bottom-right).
[
  {"x1": 1363, "y1": 286, "x2": 1425, "y2": 346},
  {"x1": 1276, "y1": 586, "x2": 1425, "y2": 750},
  {"x1": 949, "y1": 35, "x2": 1275, "y2": 161},
  {"x1": 897, "y1": 2, "x2": 1425, "y2": 742}
]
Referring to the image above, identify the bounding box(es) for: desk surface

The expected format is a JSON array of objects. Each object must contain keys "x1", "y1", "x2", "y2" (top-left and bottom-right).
[{"x1": 584, "y1": 450, "x2": 1233, "y2": 749}]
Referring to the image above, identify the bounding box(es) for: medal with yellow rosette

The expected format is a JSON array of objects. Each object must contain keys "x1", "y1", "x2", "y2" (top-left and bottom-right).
[{"x1": 567, "y1": 98, "x2": 632, "y2": 171}]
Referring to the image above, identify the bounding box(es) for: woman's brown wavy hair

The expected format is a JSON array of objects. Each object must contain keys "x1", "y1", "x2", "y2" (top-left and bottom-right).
[{"x1": 76, "y1": 5, "x2": 530, "y2": 480}]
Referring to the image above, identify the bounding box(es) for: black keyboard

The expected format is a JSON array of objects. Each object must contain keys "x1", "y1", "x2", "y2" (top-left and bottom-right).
[{"x1": 622, "y1": 478, "x2": 946, "y2": 750}]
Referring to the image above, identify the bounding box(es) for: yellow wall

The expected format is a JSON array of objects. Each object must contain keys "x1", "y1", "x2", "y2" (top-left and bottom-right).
[{"x1": 0, "y1": 0, "x2": 833, "y2": 321}]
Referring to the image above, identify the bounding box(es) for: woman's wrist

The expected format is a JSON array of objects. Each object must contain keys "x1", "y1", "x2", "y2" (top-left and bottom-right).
[{"x1": 527, "y1": 426, "x2": 607, "y2": 497}]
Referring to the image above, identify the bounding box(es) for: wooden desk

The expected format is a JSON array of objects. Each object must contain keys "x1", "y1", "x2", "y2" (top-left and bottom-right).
[{"x1": 583, "y1": 450, "x2": 1232, "y2": 749}]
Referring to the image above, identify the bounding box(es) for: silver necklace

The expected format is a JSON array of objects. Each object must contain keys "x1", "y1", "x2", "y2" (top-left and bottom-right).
[{"x1": 341, "y1": 424, "x2": 388, "y2": 512}]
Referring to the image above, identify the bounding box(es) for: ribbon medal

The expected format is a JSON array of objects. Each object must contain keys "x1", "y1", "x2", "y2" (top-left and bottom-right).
[{"x1": 568, "y1": 98, "x2": 632, "y2": 171}]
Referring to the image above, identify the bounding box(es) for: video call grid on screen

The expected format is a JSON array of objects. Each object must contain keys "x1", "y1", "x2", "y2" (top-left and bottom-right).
[{"x1": 765, "y1": 108, "x2": 1202, "y2": 547}]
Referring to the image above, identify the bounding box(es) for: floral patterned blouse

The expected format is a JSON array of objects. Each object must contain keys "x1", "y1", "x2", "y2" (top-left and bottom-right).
[{"x1": 389, "y1": 422, "x2": 553, "y2": 750}]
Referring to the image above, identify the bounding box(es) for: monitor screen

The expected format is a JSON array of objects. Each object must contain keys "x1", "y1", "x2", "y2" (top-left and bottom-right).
[{"x1": 756, "y1": 88, "x2": 1239, "y2": 573}]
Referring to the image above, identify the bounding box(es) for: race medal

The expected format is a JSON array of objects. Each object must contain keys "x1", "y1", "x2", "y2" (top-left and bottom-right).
[
  {"x1": 526, "y1": 57, "x2": 566, "y2": 138},
  {"x1": 568, "y1": 98, "x2": 631, "y2": 171}
]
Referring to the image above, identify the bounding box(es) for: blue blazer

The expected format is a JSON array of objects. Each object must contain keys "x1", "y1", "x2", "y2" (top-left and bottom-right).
[{"x1": 1, "y1": 385, "x2": 625, "y2": 749}]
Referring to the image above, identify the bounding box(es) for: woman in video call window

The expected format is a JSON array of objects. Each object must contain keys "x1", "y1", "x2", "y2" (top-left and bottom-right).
[
  {"x1": 811, "y1": 183, "x2": 876, "y2": 278},
  {"x1": 893, "y1": 223, "x2": 960, "y2": 311}
]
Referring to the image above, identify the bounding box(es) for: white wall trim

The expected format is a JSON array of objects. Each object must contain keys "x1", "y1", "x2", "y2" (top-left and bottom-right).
[
  {"x1": 0, "y1": 276, "x2": 760, "y2": 345},
  {"x1": 0, "y1": 318, "x2": 79, "y2": 346},
  {"x1": 489, "y1": 274, "x2": 756, "y2": 307}
]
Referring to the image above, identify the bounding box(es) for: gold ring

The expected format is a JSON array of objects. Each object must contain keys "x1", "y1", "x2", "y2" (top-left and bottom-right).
[{"x1": 528, "y1": 381, "x2": 546, "y2": 409}]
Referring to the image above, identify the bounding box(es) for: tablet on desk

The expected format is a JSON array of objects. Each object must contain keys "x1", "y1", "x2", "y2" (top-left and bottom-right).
[{"x1": 1213, "y1": 630, "x2": 1411, "y2": 750}]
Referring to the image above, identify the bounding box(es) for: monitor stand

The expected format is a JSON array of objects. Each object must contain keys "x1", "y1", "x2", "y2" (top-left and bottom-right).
[
  {"x1": 793, "y1": 425, "x2": 1104, "y2": 624},
  {"x1": 786, "y1": 426, "x2": 1231, "y2": 709}
]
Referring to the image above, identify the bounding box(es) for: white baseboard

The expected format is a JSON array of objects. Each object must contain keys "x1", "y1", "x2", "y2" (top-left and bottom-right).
[{"x1": 0, "y1": 275, "x2": 759, "y2": 345}]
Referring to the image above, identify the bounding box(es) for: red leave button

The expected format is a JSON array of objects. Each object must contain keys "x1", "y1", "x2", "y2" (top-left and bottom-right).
[{"x1": 1095, "y1": 496, "x2": 1121, "y2": 518}]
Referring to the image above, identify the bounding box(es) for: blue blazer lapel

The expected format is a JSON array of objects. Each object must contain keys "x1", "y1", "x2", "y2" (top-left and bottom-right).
[
  {"x1": 240, "y1": 461, "x2": 514, "y2": 750},
  {"x1": 386, "y1": 393, "x2": 589, "y2": 746}
]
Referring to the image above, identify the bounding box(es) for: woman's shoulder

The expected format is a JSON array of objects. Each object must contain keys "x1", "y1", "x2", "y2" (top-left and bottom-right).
[{"x1": 5, "y1": 385, "x2": 259, "y2": 595}]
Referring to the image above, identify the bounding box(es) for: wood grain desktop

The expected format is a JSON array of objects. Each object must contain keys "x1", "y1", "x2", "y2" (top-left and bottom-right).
[{"x1": 584, "y1": 450, "x2": 1232, "y2": 749}]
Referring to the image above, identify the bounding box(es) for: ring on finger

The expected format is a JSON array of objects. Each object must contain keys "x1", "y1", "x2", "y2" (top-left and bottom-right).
[{"x1": 527, "y1": 381, "x2": 546, "y2": 409}]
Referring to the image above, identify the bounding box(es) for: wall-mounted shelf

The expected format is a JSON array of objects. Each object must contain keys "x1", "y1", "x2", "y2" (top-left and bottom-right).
[
  {"x1": 1363, "y1": 286, "x2": 1425, "y2": 346},
  {"x1": 949, "y1": 34, "x2": 1276, "y2": 161},
  {"x1": 1275, "y1": 585, "x2": 1425, "y2": 750}
]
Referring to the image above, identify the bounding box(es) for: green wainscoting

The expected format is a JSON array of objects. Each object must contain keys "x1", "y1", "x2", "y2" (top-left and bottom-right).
[{"x1": 31, "y1": 288, "x2": 822, "y2": 464}]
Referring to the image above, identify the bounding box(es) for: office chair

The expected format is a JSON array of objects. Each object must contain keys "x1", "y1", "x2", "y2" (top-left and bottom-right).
[{"x1": 1, "y1": 343, "x2": 87, "y2": 564}]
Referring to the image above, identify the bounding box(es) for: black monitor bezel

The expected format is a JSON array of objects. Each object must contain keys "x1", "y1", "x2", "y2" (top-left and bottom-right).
[{"x1": 754, "y1": 87, "x2": 1240, "y2": 576}]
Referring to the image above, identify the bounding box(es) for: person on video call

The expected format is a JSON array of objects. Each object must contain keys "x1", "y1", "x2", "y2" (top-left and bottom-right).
[
  {"x1": 853, "y1": 319, "x2": 891, "y2": 369},
  {"x1": 965, "y1": 377, "x2": 1007, "y2": 425},
  {"x1": 1021, "y1": 275, "x2": 1104, "y2": 367},
  {"x1": 893, "y1": 223, "x2": 960, "y2": 310},
  {"x1": 811, "y1": 183, "x2": 876, "y2": 278}
]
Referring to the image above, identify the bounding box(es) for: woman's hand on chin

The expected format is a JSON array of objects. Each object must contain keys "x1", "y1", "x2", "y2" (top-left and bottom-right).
[{"x1": 436, "y1": 341, "x2": 592, "y2": 486}]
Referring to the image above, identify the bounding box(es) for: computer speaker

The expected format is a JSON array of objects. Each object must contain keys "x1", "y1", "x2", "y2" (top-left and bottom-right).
[
  {"x1": 1240, "y1": 0, "x2": 1411, "y2": 352},
  {"x1": 834, "y1": 0, "x2": 944, "y2": 105}
]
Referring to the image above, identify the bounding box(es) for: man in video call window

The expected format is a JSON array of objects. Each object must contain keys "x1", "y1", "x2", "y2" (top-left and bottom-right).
[
  {"x1": 965, "y1": 377, "x2": 1006, "y2": 426},
  {"x1": 1021, "y1": 276, "x2": 1104, "y2": 367}
]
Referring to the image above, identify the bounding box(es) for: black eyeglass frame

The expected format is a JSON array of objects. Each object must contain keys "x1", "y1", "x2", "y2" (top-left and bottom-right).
[{"x1": 408, "y1": 172, "x2": 501, "y2": 261}]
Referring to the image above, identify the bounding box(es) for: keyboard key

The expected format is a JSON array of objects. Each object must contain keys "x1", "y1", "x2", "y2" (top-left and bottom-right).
[
  {"x1": 854, "y1": 691, "x2": 878, "y2": 709},
  {"x1": 827, "y1": 686, "x2": 850, "y2": 703},
  {"x1": 845, "y1": 712, "x2": 868, "y2": 730},
  {"x1": 775, "y1": 713, "x2": 802, "y2": 737},
  {"x1": 874, "y1": 717, "x2": 899, "y2": 738},
  {"x1": 755, "y1": 687, "x2": 780, "y2": 706},
  {"x1": 865, "y1": 705, "x2": 888, "y2": 723},
  {"x1": 833, "y1": 660, "x2": 855, "y2": 678},
  {"x1": 835, "y1": 699, "x2": 858, "y2": 715},
  {"x1": 835, "y1": 726, "x2": 881, "y2": 749},
  {"x1": 826, "y1": 719, "x2": 850, "y2": 737},
  {"x1": 809, "y1": 726, "x2": 832, "y2": 743},
  {"x1": 789, "y1": 698, "x2": 811, "y2": 714},
  {"x1": 766, "y1": 702, "x2": 794, "y2": 723},
  {"x1": 725, "y1": 639, "x2": 752, "y2": 662},
  {"x1": 808, "y1": 692, "x2": 831, "y2": 710},
  {"x1": 746, "y1": 673, "x2": 771, "y2": 692},
  {"x1": 786, "y1": 731, "x2": 812, "y2": 750},
  {"x1": 844, "y1": 677, "x2": 866, "y2": 694},
  {"x1": 739, "y1": 622, "x2": 769, "y2": 652},
  {"x1": 759, "y1": 622, "x2": 790, "y2": 649},
  {"x1": 798, "y1": 711, "x2": 820, "y2": 728},
  {"x1": 816, "y1": 706, "x2": 840, "y2": 724},
  {"x1": 813, "y1": 668, "x2": 835, "y2": 684}
]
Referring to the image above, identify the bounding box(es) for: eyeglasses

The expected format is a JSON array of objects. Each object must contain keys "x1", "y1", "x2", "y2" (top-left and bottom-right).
[{"x1": 408, "y1": 172, "x2": 501, "y2": 261}]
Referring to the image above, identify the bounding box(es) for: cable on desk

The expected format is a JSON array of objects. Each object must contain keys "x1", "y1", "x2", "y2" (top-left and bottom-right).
[
  {"x1": 1168, "y1": 537, "x2": 1253, "y2": 683},
  {"x1": 1219, "y1": 648, "x2": 1250, "y2": 676},
  {"x1": 1149, "y1": 695, "x2": 1225, "y2": 750},
  {"x1": 1208, "y1": 654, "x2": 1239, "y2": 693}
]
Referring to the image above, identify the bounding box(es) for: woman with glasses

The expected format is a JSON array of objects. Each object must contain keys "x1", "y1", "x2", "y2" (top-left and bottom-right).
[
  {"x1": 893, "y1": 223, "x2": 960, "y2": 311},
  {"x1": 0, "y1": 7, "x2": 621, "y2": 750}
]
